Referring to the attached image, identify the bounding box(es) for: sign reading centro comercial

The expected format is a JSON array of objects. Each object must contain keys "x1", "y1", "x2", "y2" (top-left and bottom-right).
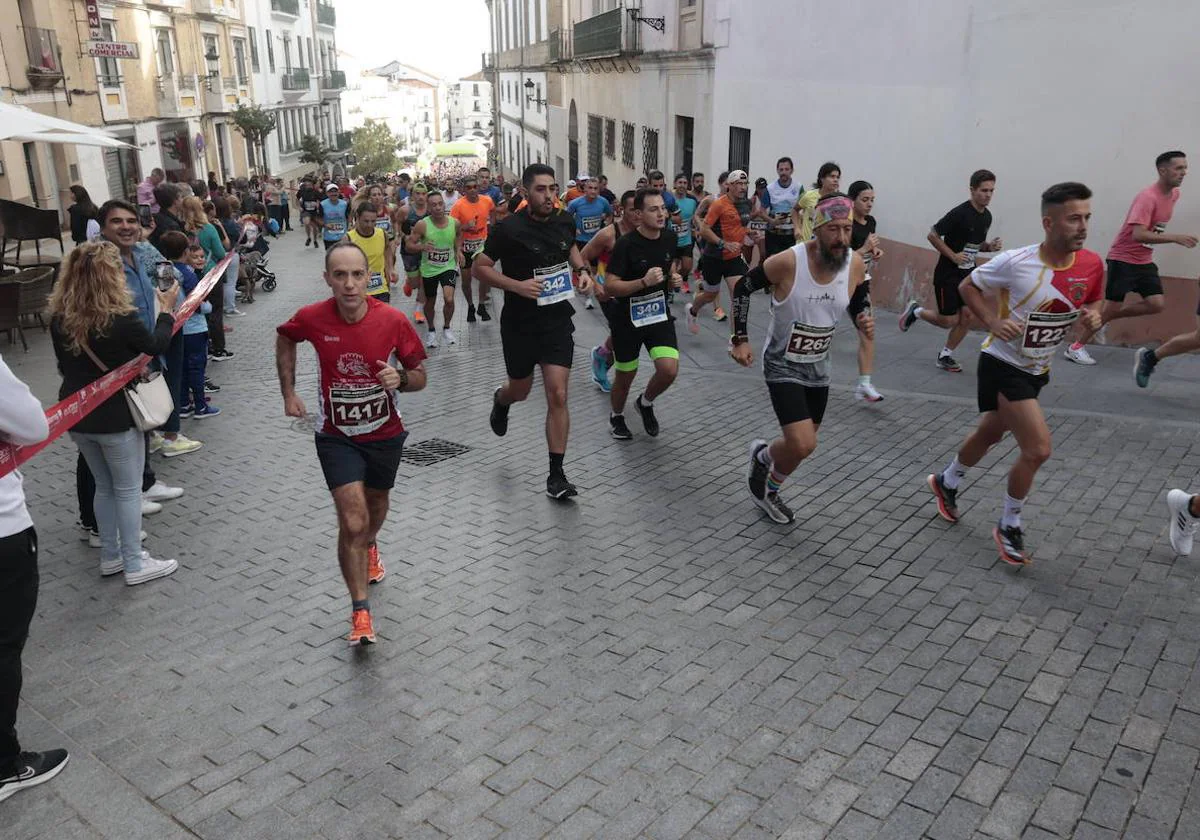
[{"x1": 87, "y1": 41, "x2": 140, "y2": 59}]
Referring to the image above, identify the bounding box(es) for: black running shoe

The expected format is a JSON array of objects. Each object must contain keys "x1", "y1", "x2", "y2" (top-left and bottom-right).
[
  {"x1": 466, "y1": 305, "x2": 477, "y2": 323},
  {"x1": 747, "y1": 439, "x2": 769, "y2": 501},
  {"x1": 204, "y1": 379, "x2": 221, "y2": 394},
  {"x1": 0, "y1": 749, "x2": 69, "y2": 804},
  {"x1": 477, "y1": 304, "x2": 491, "y2": 321},
  {"x1": 1134, "y1": 346, "x2": 1157, "y2": 388},
  {"x1": 546, "y1": 473, "x2": 578, "y2": 499},
  {"x1": 756, "y1": 492, "x2": 795, "y2": 524},
  {"x1": 610, "y1": 414, "x2": 633, "y2": 440},
  {"x1": 898, "y1": 300, "x2": 920, "y2": 332},
  {"x1": 927, "y1": 473, "x2": 959, "y2": 523},
  {"x1": 935, "y1": 353, "x2": 962, "y2": 373},
  {"x1": 489, "y1": 388, "x2": 509, "y2": 437},
  {"x1": 635, "y1": 396, "x2": 659, "y2": 437},
  {"x1": 994, "y1": 522, "x2": 1031, "y2": 566}
]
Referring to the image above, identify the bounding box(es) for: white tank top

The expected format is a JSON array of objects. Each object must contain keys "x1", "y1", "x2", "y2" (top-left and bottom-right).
[{"x1": 762, "y1": 243, "x2": 850, "y2": 386}]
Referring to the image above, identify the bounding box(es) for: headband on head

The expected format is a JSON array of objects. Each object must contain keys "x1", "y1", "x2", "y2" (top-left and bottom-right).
[{"x1": 812, "y1": 196, "x2": 853, "y2": 230}]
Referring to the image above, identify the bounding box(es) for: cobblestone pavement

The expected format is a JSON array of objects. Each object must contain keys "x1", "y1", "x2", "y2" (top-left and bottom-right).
[{"x1": 3, "y1": 231, "x2": 1200, "y2": 840}]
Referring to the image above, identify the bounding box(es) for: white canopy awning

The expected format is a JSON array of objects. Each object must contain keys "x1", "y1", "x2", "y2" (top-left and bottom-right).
[{"x1": 0, "y1": 101, "x2": 134, "y2": 148}]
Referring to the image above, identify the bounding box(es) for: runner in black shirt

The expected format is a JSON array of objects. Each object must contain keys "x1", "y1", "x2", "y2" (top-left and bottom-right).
[
  {"x1": 848, "y1": 180, "x2": 885, "y2": 403},
  {"x1": 296, "y1": 179, "x2": 323, "y2": 248},
  {"x1": 475, "y1": 164, "x2": 595, "y2": 499},
  {"x1": 603, "y1": 189, "x2": 681, "y2": 440},
  {"x1": 899, "y1": 169, "x2": 1003, "y2": 372}
]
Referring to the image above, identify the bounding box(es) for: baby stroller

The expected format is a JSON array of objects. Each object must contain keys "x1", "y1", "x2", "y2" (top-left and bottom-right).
[{"x1": 236, "y1": 219, "x2": 277, "y2": 302}]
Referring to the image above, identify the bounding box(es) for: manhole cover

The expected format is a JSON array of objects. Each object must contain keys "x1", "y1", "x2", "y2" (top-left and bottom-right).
[{"x1": 401, "y1": 438, "x2": 471, "y2": 466}]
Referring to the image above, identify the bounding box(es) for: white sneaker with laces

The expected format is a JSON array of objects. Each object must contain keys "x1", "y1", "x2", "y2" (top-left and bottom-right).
[
  {"x1": 424, "y1": 331, "x2": 438, "y2": 349},
  {"x1": 125, "y1": 555, "x2": 178, "y2": 585},
  {"x1": 144, "y1": 481, "x2": 184, "y2": 502},
  {"x1": 443, "y1": 328, "x2": 457, "y2": 345},
  {"x1": 148, "y1": 432, "x2": 164, "y2": 454},
  {"x1": 1063, "y1": 345, "x2": 1096, "y2": 365},
  {"x1": 1167, "y1": 489, "x2": 1198, "y2": 556},
  {"x1": 142, "y1": 499, "x2": 163, "y2": 516},
  {"x1": 160, "y1": 436, "x2": 202, "y2": 458},
  {"x1": 855, "y1": 382, "x2": 884, "y2": 403}
]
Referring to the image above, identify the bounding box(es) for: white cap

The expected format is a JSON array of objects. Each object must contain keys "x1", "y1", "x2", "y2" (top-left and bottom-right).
[
  {"x1": 576, "y1": 173, "x2": 591, "y2": 183},
  {"x1": 727, "y1": 170, "x2": 749, "y2": 183},
  {"x1": 567, "y1": 179, "x2": 577, "y2": 187}
]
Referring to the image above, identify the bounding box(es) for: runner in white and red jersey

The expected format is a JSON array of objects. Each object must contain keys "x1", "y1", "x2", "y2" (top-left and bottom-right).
[
  {"x1": 275, "y1": 241, "x2": 427, "y2": 645},
  {"x1": 926, "y1": 182, "x2": 1104, "y2": 566}
]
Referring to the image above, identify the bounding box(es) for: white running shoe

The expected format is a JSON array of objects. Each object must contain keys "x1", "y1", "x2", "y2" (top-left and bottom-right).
[
  {"x1": 443, "y1": 328, "x2": 457, "y2": 346},
  {"x1": 142, "y1": 499, "x2": 163, "y2": 516},
  {"x1": 585, "y1": 297, "x2": 595, "y2": 310},
  {"x1": 160, "y1": 435, "x2": 202, "y2": 458},
  {"x1": 1063, "y1": 345, "x2": 1096, "y2": 365},
  {"x1": 144, "y1": 481, "x2": 184, "y2": 502},
  {"x1": 1167, "y1": 489, "x2": 1198, "y2": 556},
  {"x1": 855, "y1": 383, "x2": 884, "y2": 403},
  {"x1": 686, "y1": 303, "x2": 700, "y2": 335},
  {"x1": 424, "y1": 331, "x2": 438, "y2": 348},
  {"x1": 125, "y1": 556, "x2": 178, "y2": 586},
  {"x1": 148, "y1": 432, "x2": 164, "y2": 455}
]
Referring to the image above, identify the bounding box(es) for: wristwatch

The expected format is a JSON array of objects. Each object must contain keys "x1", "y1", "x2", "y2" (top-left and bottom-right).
[
  {"x1": 397, "y1": 368, "x2": 409, "y2": 390},
  {"x1": 730, "y1": 335, "x2": 749, "y2": 346}
]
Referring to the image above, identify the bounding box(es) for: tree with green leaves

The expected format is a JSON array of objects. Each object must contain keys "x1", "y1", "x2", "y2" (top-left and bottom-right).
[
  {"x1": 230, "y1": 104, "x2": 277, "y2": 175},
  {"x1": 299, "y1": 134, "x2": 333, "y2": 169},
  {"x1": 351, "y1": 120, "x2": 401, "y2": 176}
]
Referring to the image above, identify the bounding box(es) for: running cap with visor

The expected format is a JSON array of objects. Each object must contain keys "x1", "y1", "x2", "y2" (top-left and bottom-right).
[{"x1": 727, "y1": 170, "x2": 749, "y2": 183}]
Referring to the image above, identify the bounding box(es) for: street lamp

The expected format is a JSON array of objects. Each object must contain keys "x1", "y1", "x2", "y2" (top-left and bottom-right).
[{"x1": 523, "y1": 78, "x2": 547, "y2": 107}]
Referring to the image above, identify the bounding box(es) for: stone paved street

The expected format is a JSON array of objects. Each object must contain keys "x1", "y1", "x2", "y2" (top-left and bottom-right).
[{"x1": 3, "y1": 231, "x2": 1200, "y2": 840}]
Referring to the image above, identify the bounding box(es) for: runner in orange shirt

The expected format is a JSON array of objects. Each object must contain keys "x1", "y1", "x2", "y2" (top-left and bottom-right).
[
  {"x1": 687, "y1": 170, "x2": 762, "y2": 333},
  {"x1": 449, "y1": 176, "x2": 496, "y2": 321}
]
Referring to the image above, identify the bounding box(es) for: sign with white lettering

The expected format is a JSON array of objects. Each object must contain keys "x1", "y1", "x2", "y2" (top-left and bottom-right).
[
  {"x1": 84, "y1": 0, "x2": 102, "y2": 39},
  {"x1": 87, "y1": 41, "x2": 139, "y2": 59}
]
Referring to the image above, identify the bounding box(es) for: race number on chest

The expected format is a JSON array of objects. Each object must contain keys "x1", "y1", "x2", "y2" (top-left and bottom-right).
[
  {"x1": 629, "y1": 290, "x2": 668, "y2": 327},
  {"x1": 1020, "y1": 309, "x2": 1079, "y2": 360},
  {"x1": 536, "y1": 262, "x2": 574, "y2": 306},
  {"x1": 785, "y1": 322, "x2": 835, "y2": 364},
  {"x1": 329, "y1": 384, "x2": 391, "y2": 436}
]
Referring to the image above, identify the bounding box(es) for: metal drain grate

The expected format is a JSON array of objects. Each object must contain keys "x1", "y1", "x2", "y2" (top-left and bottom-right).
[{"x1": 401, "y1": 438, "x2": 471, "y2": 466}]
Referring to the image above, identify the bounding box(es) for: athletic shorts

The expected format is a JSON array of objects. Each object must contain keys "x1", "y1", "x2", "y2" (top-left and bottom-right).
[
  {"x1": 610, "y1": 317, "x2": 679, "y2": 372},
  {"x1": 402, "y1": 252, "x2": 421, "y2": 275},
  {"x1": 501, "y1": 319, "x2": 574, "y2": 379},
  {"x1": 315, "y1": 431, "x2": 408, "y2": 491},
  {"x1": 934, "y1": 274, "x2": 965, "y2": 316},
  {"x1": 977, "y1": 352, "x2": 1048, "y2": 414},
  {"x1": 368, "y1": 291, "x2": 392, "y2": 305},
  {"x1": 766, "y1": 380, "x2": 829, "y2": 427},
  {"x1": 462, "y1": 242, "x2": 485, "y2": 268},
  {"x1": 700, "y1": 255, "x2": 749, "y2": 290},
  {"x1": 323, "y1": 238, "x2": 340, "y2": 251},
  {"x1": 764, "y1": 232, "x2": 795, "y2": 258},
  {"x1": 675, "y1": 244, "x2": 694, "y2": 261},
  {"x1": 1105, "y1": 259, "x2": 1162, "y2": 302},
  {"x1": 422, "y1": 270, "x2": 457, "y2": 298}
]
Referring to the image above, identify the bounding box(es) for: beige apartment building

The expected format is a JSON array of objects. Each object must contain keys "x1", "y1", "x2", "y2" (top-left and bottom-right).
[{"x1": 0, "y1": 0, "x2": 259, "y2": 217}]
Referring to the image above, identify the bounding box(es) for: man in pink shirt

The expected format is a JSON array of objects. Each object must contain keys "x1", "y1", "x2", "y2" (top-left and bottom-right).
[
  {"x1": 1066, "y1": 150, "x2": 1197, "y2": 365},
  {"x1": 136, "y1": 168, "x2": 164, "y2": 213}
]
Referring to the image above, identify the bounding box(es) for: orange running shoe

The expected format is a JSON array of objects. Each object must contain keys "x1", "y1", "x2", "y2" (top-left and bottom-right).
[
  {"x1": 348, "y1": 609, "x2": 376, "y2": 645},
  {"x1": 367, "y1": 543, "x2": 385, "y2": 584},
  {"x1": 413, "y1": 309, "x2": 426, "y2": 324},
  {"x1": 403, "y1": 280, "x2": 413, "y2": 297}
]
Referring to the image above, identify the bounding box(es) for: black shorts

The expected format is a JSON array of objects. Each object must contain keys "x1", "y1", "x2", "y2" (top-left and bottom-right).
[
  {"x1": 501, "y1": 319, "x2": 575, "y2": 379},
  {"x1": 764, "y1": 232, "x2": 795, "y2": 258},
  {"x1": 402, "y1": 252, "x2": 421, "y2": 274},
  {"x1": 610, "y1": 317, "x2": 678, "y2": 370},
  {"x1": 1105, "y1": 259, "x2": 1163, "y2": 301},
  {"x1": 368, "y1": 291, "x2": 392, "y2": 304},
  {"x1": 323, "y1": 238, "x2": 340, "y2": 251},
  {"x1": 977, "y1": 352, "x2": 1048, "y2": 413},
  {"x1": 463, "y1": 244, "x2": 485, "y2": 267},
  {"x1": 315, "y1": 431, "x2": 408, "y2": 491},
  {"x1": 700, "y1": 255, "x2": 749, "y2": 290},
  {"x1": 934, "y1": 274, "x2": 966, "y2": 316},
  {"x1": 422, "y1": 270, "x2": 458, "y2": 297},
  {"x1": 766, "y1": 380, "x2": 829, "y2": 427},
  {"x1": 676, "y1": 244, "x2": 694, "y2": 261}
]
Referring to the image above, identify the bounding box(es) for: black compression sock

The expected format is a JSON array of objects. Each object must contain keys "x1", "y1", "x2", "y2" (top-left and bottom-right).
[{"x1": 549, "y1": 452, "x2": 565, "y2": 476}]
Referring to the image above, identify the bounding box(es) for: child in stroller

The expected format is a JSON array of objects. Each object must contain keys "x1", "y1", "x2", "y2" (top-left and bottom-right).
[{"x1": 236, "y1": 210, "x2": 277, "y2": 302}]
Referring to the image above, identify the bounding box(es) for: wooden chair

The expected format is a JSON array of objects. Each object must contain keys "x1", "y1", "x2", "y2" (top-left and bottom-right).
[
  {"x1": 0, "y1": 199, "x2": 65, "y2": 271},
  {"x1": 0, "y1": 281, "x2": 25, "y2": 351}
]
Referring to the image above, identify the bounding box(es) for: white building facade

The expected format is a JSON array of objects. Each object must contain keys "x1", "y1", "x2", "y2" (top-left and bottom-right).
[
  {"x1": 447, "y1": 72, "x2": 493, "y2": 142},
  {"x1": 243, "y1": 0, "x2": 345, "y2": 179},
  {"x1": 340, "y1": 62, "x2": 447, "y2": 158}
]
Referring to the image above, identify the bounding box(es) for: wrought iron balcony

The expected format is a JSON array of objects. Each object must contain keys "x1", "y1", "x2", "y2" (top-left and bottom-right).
[
  {"x1": 573, "y1": 6, "x2": 640, "y2": 59},
  {"x1": 549, "y1": 26, "x2": 572, "y2": 63},
  {"x1": 281, "y1": 68, "x2": 310, "y2": 90},
  {"x1": 270, "y1": 0, "x2": 300, "y2": 17},
  {"x1": 24, "y1": 28, "x2": 62, "y2": 90},
  {"x1": 316, "y1": 2, "x2": 336, "y2": 27},
  {"x1": 320, "y1": 69, "x2": 346, "y2": 91},
  {"x1": 335, "y1": 130, "x2": 351, "y2": 150}
]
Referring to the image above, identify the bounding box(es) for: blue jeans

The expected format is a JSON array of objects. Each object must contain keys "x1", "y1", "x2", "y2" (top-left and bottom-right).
[
  {"x1": 160, "y1": 331, "x2": 185, "y2": 434},
  {"x1": 71, "y1": 428, "x2": 146, "y2": 572},
  {"x1": 181, "y1": 332, "x2": 209, "y2": 410}
]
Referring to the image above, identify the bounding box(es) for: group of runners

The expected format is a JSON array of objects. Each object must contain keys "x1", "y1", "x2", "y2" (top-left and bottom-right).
[{"x1": 275, "y1": 154, "x2": 1200, "y2": 645}]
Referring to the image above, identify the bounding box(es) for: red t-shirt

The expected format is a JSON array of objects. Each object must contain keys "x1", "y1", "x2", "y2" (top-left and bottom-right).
[
  {"x1": 276, "y1": 297, "x2": 426, "y2": 441},
  {"x1": 1108, "y1": 184, "x2": 1180, "y2": 265}
]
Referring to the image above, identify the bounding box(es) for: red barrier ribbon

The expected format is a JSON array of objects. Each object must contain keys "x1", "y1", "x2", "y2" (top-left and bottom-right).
[{"x1": 0, "y1": 254, "x2": 234, "y2": 478}]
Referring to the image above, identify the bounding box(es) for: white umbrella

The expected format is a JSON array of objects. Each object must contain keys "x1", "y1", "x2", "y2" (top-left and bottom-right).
[{"x1": 0, "y1": 101, "x2": 133, "y2": 147}]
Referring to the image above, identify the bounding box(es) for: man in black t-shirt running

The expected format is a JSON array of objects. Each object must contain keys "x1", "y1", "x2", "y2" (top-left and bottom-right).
[
  {"x1": 603, "y1": 189, "x2": 682, "y2": 440},
  {"x1": 899, "y1": 169, "x2": 1003, "y2": 372},
  {"x1": 474, "y1": 164, "x2": 595, "y2": 499}
]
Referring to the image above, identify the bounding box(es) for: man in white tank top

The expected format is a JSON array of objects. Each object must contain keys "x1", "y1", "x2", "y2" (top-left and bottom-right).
[{"x1": 729, "y1": 194, "x2": 874, "y2": 524}]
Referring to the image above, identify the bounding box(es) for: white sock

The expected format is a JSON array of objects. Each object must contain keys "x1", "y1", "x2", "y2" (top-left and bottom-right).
[
  {"x1": 914, "y1": 306, "x2": 925, "y2": 319},
  {"x1": 1001, "y1": 493, "x2": 1024, "y2": 529},
  {"x1": 638, "y1": 392, "x2": 654, "y2": 407},
  {"x1": 942, "y1": 457, "x2": 966, "y2": 490},
  {"x1": 756, "y1": 446, "x2": 771, "y2": 466},
  {"x1": 940, "y1": 346, "x2": 953, "y2": 358}
]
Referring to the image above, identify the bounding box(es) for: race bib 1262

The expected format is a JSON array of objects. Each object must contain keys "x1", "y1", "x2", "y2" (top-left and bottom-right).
[{"x1": 784, "y1": 322, "x2": 835, "y2": 364}]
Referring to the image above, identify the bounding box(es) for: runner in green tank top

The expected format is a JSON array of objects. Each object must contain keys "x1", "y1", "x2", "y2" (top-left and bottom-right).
[{"x1": 404, "y1": 192, "x2": 462, "y2": 348}]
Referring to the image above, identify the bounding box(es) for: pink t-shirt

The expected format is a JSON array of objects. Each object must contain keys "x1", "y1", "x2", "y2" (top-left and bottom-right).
[{"x1": 1107, "y1": 184, "x2": 1180, "y2": 265}]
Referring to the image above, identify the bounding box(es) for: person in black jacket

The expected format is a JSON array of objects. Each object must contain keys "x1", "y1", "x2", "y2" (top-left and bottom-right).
[
  {"x1": 66, "y1": 185, "x2": 99, "y2": 246},
  {"x1": 149, "y1": 183, "x2": 183, "y2": 250},
  {"x1": 49, "y1": 241, "x2": 181, "y2": 585}
]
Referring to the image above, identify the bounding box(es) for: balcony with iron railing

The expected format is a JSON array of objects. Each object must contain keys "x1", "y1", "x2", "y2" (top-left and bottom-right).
[
  {"x1": 281, "y1": 67, "x2": 310, "y2": 91},
  {"x1": 573, "y1": 5, "x2": 641, "y2": 59},
  {"x1": 24, "y1": 27, "x2": 62, "y2": 89},
  {"x1": 320, "y1": 69, "x2": 346, "y2": 91},
  {"x1": 316, "y1": 2, "x2": 336, "y2": 27},
  {"x1": 335, "y1": 130, "x2": 351, "y2": 150},
  {"x1": 549, "y1": 26, "x2": 572, "y2": 63},
  {"x1": 270, "y1": 0, "x2": 300, "y2": 17},
  {"x1": 482, "y1": 52, "x2": 495, "y2": 70}
]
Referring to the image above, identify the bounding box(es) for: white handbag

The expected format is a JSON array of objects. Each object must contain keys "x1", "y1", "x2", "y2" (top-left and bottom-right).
[{"x1": 82, "y1": 342, "x2": 174, "y2": 432}]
